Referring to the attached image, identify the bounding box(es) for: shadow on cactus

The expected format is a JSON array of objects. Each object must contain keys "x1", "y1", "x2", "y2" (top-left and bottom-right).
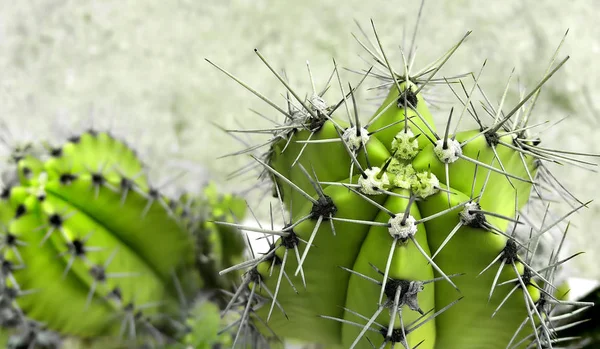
[
  {"x1": 209, "y1": 12, "x2": 597, "y2": 349},
  {"x1": 0, "y1": 129, "x2": 249, "y2": 348}
]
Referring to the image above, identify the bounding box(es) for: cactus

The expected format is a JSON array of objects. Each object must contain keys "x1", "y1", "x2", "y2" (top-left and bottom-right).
[
  {"x1": 0, "y1": 129, "x2": 248, "y2": 348},
  {"x1": 210, "y1": 16, "x2": 596, "y2": 349},
  {"x1": 174, "y1": 182, "x2": 248, "y2": 296}
]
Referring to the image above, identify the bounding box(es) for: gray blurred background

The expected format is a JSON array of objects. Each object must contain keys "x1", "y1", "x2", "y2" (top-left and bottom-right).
[{"x1": 0, "y1": 0, "x2": 598, "y2": 285}]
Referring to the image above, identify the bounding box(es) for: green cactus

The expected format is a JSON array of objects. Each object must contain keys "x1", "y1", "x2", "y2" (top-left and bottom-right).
[
  {"x1": 210, "y1": 17, "x2": 596, "y2": 349},
  {"x1": 175, "y1": 182, "x2": 247, "y2": 295},
  {"x1": 0, "y1": 129, "x2": 248, "y2": 348},
  {"x1": 0, "y1": 130, "x2": 198, "y2": 344}
]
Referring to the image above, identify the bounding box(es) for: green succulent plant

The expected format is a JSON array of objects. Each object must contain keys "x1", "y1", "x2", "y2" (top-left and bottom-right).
[
  {"x1": 0, "y1": 129, "x2": 247, "y2": 348},
  {"x1": 210, "y1": 16, "x2": 596, "y2": 349},
  {"x1": 176, "y1": 182, "x2": 248, "y2": 295}
]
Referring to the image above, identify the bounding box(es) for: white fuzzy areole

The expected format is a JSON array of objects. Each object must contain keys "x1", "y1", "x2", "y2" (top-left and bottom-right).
[
  {"x1": 434, "y1": 138, "x2": 462, "y2": 163},
  {"x1": 459, "y1": 201, "x2": 480, "y2": 224},
  {"x1": 391, "y1": 129, "x2": 419, "y2": 160},
  {"x1": 342, "y1": 126, "x2": 370, "y2": 152},
  {"x1": 358, "y1": 167, "x2": 389, "y2": 195},
  {"x1": 388, "y1": 214, "x2": 417, "y2": 240},
  {"x1": 412, "y1": 172, "x2": 440, "y2": 198}
]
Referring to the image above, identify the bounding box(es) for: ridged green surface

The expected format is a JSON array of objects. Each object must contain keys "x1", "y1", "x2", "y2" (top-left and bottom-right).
[
  {"x1": 213, "y1": 23, "x2": 594, "y2": 349},
  {"x1": 0, "y1": 130, "x2": 248, "y2": 348}
]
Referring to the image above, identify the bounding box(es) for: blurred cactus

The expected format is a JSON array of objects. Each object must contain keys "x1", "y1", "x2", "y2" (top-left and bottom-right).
[
  {"x1": 173, "y1": 183, "x2": 247, "y2": 295},
  {"x1": 0, "y1": 129, "x2": 247, "y2": 348}
]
